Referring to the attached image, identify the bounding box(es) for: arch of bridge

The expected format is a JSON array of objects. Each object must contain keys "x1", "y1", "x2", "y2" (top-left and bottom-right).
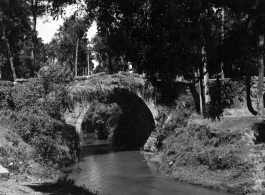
[{"x1": 64, "y1": 72, "x2": 158, "y2": 138}]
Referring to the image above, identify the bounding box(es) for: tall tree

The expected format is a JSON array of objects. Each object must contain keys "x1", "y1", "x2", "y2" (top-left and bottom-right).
[
  {"x1": 85, "y1": 0, "x2": 265, "y2": 116},
  {"x1": 257, "y1": 35, "x2": 264, "y2": 118},
  {"x1": 49, "y1": 15, "x2": 90, "y2": 76},
  {"x1": 29, "y1": 0, "x2": 78, "y2": 77},
  {"x1": 0, "y1": 0, "x2": 32, "y2": 81}
]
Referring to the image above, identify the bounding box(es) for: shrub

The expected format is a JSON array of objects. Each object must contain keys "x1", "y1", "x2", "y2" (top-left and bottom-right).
[
  {"x1": 0, "y1": 62, "x2": 79, "y2": 172},
  {"x1": 13, "y1": 108, "x2": 78, "y2": 167},
  {"x1": 0, "y1": 132, "x2": 35, "y2": 175},
  {"x1": 162, "y1": 123, "x2": 253, "y2": 173},
  {"x1": 155, "y1": 93, "x2": 195, "y2": 149},
  {"x1": 83, "y1": 103, "x2": 123, "y2": 141},
  {"x1": 204, "y1": 79, "x2": 245, "y2": 121},
  {"x1": 92, "y1": 104, "x2": 113, "y2": 139},
  {"x1": 82, "y1": 88, "x2": 155, "y2": 149},
  {"x1": 0, "y1": 85, "x2": 14, "y2": 110}
]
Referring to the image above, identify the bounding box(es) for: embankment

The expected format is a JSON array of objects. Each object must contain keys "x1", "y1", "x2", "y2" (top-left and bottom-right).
[{"x1": 158, "y1": 116, "x2": 265, "y2": 195}]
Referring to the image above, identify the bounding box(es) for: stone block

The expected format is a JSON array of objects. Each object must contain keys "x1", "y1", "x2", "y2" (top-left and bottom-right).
[{"x1": 0, "y1": 164, "x2": 9, "y2": 180}]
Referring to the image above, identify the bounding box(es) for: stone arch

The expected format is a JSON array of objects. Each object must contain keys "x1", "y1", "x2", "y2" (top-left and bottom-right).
[{"x1": 64, "y1": 73, "x2": 158, "y2": 148}]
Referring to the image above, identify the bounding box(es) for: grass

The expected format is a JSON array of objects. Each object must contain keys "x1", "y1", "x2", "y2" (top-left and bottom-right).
[
  {"x1": 66, "y1": 71, "x2": 152, "y2": 109},
  {"x1": 191, "y1": 116, "x2": 260, "y2": 130},
  {"x1": 160, "y1": 116, "x2": 265, "y2": 195},
  {"x1": 0, "y1": 124, "x2": 96, "y2": 195}
]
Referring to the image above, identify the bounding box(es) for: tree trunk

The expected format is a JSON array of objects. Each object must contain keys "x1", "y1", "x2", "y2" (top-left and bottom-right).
[
  {"x1": 198, "y1": 66, "x2": 204, "y2": 115},
  {"x1": 189, "y1": 83, "x2": 200, "y2": 113},
  {"x1": 221, "y1": 7, "x2": 225, "y2": 80},
  {"x1": 87, "y1": 50, "x2": 90, "y2": 75},
  {"x1": 108, "y1": 53, "x2": 113, "y2": 74},
  {"x1": 202, "y1": 46, "x2": 210, "y2": 104},
  {"x1": 1, "y1": 22, "x2": 17, "y2": 81},
  {"x1": 9, "y1": 57, "x2": 16, "y2": 81},
  {"x1": 75, "y1": 38, "x2": 79, "y2": 77},
  {"x1": 31, "y1": 0, "x2": 37, "y2": 77},
  {"x1": 246, "y1": 75, "x2": 258, "y2": 115},
  {"x1": 257, "y1": 35, "x2": 264, "y2": 118}
]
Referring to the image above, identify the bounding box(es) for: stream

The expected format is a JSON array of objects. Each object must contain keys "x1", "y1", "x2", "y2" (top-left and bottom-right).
[{"x1": 68, "y1": 133, "x2": 235, "y2": 195}]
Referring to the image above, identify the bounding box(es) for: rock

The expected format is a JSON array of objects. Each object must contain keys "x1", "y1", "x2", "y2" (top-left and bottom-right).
[
  {"x1": 0, "y1": 164, "x2": 9, "y2": 180},
  {"x1": 143, "y1": 132, "x2": 158, "y2": 152}
]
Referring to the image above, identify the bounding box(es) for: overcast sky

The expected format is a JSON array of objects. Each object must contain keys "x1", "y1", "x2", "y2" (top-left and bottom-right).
[{"x1": 36, "y1": 5, "x2": 97, "y2": 44}]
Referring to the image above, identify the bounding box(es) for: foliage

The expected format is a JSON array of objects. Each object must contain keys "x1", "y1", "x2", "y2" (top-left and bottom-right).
[
  {"x1": 161, "y1": 120, "x2": 261, "y2": 194},
  {"x1": 91, "y1": 35, "x2": 128, "y2": 73},
  {"x1": 204, "y1": 80, "x2": 246, "y2": 121},
  {"x1": 0, "y1": 0, "x2": 62, "y2": 80},
  {"x1": 0, "y1": 0, "x2": 79, "y2": 80},
  {"x1": 83, "y1": 103, "x2": 123, "y2": 141},
  {"x1": 0, "y1": 85, "x2": 15, "y2": 110},
  {"x1": 0, "y1": 62, "x2": 79, "y2": 172},
  {"x1": 66, "y1": 72, "x2": 145, "y2": 108},
  {"x1": 83, "y1": 0, "x2": 265, "y2": 118},
  {"x1": 79, "y1": 83, "x2": 155, "y2": 149},
  {"x1": 85, "y1": 0, "x2": 265, "y2": 79},
  {"x1": 49, "y1": 15, "x2": 91, "y2": 76},
  {"x1": 14, "y1": 110, "x2": 77, "y2": 167},
  {"x1": 151, "y1": 81, "x2": 187, "y2": 106},
  {"x1": 1, "y1": 0, "x2": 265, "y2": 119},
  {"x1": 155, "y1": 93, "x2": 195, "y2": 149},
  {"x1": 0, "y1": 128, "x2": 35, "y2": 175},
  {"x1": 0, "y1": 0, "x2": 32, "y2": 80}
]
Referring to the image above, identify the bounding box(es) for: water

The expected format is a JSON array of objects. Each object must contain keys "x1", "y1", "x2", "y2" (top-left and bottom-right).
[{"x1": 68, "y1": 134, "x2": 234, "y2": 195}]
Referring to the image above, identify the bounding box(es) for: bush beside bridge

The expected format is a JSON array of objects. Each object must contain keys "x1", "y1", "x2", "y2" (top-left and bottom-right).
[{"x1": 0, "y1": 64, "x2": 80, "y2": 179}]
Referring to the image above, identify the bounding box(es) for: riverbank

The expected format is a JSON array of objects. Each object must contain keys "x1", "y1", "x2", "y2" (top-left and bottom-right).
[
  {"x1": 0, "y1": 124, "x2": 95, "y2": 195},
  {"x1": 158, "y1": 116, "x2": 265, "y2": 195},
  {"x1": 0, "y1": 175, "x2": 96, "y2": 195}
]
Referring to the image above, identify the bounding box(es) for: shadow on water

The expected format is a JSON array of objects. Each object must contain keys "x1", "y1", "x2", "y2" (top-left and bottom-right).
[
  {"x1": 25, "y1": 181, "x2": 96, "y2": 195},
  {"x1": 81, "y1": 143, "x2": 137, "y2": 158},
  {"x1": 80, "y1": 133, "x2": 138, "y2": 158}
]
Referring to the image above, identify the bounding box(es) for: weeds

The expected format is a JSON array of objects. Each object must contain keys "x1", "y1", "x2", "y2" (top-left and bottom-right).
[
  {"x1": 161, "y1": 121, "x2": 259, "y2": 194},
  {"x1": 0, "y1": 62, "x2": 80, "y2": 179}
]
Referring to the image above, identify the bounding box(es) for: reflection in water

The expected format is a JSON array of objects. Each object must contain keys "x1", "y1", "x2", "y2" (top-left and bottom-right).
[
  {"x1": 84, "y1": 155, "x2": 102, "y2": 192},
  {"x1": 69, "y1": 133, "x2": 235, "y2": 195}
]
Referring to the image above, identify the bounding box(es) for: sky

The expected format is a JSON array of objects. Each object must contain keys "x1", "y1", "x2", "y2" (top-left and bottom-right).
[
  {"x1": 36, "y1": 5, "x2": 97, "y2": 44},
  {"x1": 36, "y1": 4, "x2": 99, "y2": 68}
]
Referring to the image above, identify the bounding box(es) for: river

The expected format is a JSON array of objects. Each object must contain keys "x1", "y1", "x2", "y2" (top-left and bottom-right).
[{"x1": 68, "y1": 133, "x2": 235, "y2": 195}]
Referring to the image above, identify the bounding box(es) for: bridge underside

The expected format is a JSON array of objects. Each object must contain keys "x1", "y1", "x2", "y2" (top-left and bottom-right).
[
  {"x1": 64, "y1": 72, "x2": 157, "y2": 148},
  {"x1": 80, "y1": 89, "x2": 156, "y2": 148}
]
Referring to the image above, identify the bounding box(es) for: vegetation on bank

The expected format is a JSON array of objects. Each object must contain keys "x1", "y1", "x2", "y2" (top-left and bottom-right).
[
  {"x1": 3, "y1": 0, "x2": 265, "y2": 194},
  {"x1": 160, "y1": 118, "x2": 260, "y2": 194},
  {"x1": 150, "y1": 81, "x2": 265, "y2": 195},
  {"x1": 155, "y1": 78, "x2": 247, "y2": 146},
  {"x1": 0, "y1": 63, "x2": 80, "y2": 179}
]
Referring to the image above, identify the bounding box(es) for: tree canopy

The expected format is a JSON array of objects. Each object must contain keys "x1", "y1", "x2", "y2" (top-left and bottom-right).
[{"x1": 1, "y1": 0, "x2": 265, "y2": 118}]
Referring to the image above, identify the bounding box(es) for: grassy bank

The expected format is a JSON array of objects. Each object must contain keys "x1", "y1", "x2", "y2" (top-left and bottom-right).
[
  {"x1": 0, "y1": 124, "x2": 96, "y2": 195},
  {"x1": 0, "y1": 175, "x2": 96, "y2": 195},
  {"x1": 0, "y1": 65, "x2": 90, "y2": 194},
  {"x1": 159, "y1": 116, "x2": 265, "y2": 195}
]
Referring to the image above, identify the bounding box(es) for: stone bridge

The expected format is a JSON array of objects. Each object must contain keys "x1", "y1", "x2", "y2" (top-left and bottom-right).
[
  {"x1": 63, "y1": 72, "x2": 159, "y2": 148},
  {"x1": 0, "y1": 71, "x2": 197, "y2": 147},
  {"x1": 0, "y1": 71, "x2": 189, "y2": 148}
]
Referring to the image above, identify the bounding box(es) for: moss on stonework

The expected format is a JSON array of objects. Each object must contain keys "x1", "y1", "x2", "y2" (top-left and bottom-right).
[{"x1": 66, "y1": 72, "x2": 152, "y2": 110}]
